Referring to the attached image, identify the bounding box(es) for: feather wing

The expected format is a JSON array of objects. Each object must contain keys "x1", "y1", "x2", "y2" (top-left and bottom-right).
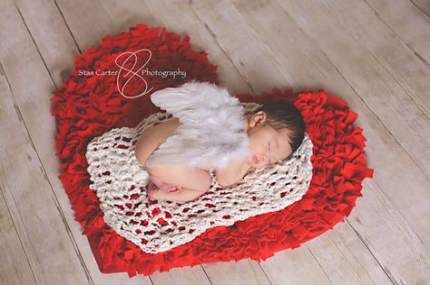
[{"x1": 145, "y1": 80, "x2": 251, "y2": 171}]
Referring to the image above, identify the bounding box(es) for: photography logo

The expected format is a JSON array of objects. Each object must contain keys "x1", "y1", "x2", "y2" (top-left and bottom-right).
[{"x1": 78, "y1": 48, "x2": 187, "y2": 99}]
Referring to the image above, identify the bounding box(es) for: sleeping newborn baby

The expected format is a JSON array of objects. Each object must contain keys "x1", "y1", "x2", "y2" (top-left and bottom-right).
[{"x1": 135, "y1": 80, "x2": 305, "y2": 203}]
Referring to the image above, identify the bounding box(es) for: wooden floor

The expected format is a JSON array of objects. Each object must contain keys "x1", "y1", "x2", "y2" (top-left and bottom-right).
[{"x1": 1, "y1": 0, "x2": 429, "y2": 284}]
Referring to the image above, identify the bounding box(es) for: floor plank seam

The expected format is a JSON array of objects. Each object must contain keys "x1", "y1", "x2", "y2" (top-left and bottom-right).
[
  {"x1": 346, "y1": 219, "x2": 398, "y2": 285},
  {"x1": 277, "y1": 2, "x2": 430, "y2": 179},
  {"x1": 14, "y1": 4, "x2": 57, "y2": 90},
  {"x1": 362, "y1": 0, "x2": 430, "y2": 67},
  {"x1": 306, "y1": 246, "x2": 334, "y2": 284},
  {"x1": 0, "y1": 185, "x2": 38, "y2": 284},
  {"x1": 409, "y1": 0, "x2": 430, "y2": 19},
  {"x1": 53, "y1": 0, "x2": 82, "y2": 54},
  {"x1": 257, "y1": 262, "x2": 273, "y2": 285},
  {"x1": 5, "y1": 4, "x2": 94, "y2": 283},
  {"x1": 360, "y1": 0, "x2": 430, "y2": 117},
  {"x1": 189, "y1": 1, "x2": 257, "y2": 95},
  {"x1": 200, "y1": 265, "x2": 214, "y2": 285}
]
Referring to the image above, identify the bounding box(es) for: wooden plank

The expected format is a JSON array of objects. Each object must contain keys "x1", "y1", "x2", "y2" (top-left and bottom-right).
[
  {"x1": 187, "y1": 1, "x2": 392, "y2": 284},
  {"x1": 140, "y1": 0, "x2": 320, "y2": 283},
  {"x1": 3, "y1": 0, "x2": 427, "y2": 284},
  {"x1": 52, "y1": 0, "x2": 216, "y2": 282},
  {"x1": 14, "y1": 0, "x2": 78, "y2": 88},
  {"x1": 0, "y1": 85, "x2": 36, "y2": 284},
  {"x1": 188, "y1": 0, "x2": 296, "y2": 95},
  {"x1": 274, "y1": 0, "x2": 430, "y2": 177},
  {"x1": 347, "y1": 181, "x2": 430, "y2": 284},
  {"x1": 93, "y1": 1, "x2": 214, "y2": 285},
  {"x1": 53, "y1": 0, "x2": 114, "y2": 52},
  {"x1": 82, "y1": 0, "x2": 268, "y2": 283},
  {"x1": 312, "y1": 0, "x2": 430, "y2": 125},
  {"x1": 142, "y1": 0, "x2": 251, "y2": 92},
  {"x1": 0, "y1": 194, "x2": 35, "y2": 285},
  {"x1": 0, "y1": 1, "x2": 91, "y2": 284},
  {"x1": 0, "y1": 191, "x2": 36, "y2": 285},
  {"x1": 351, "y1": 0, "x2": 430, "y2": 116},
  {"x1": 408, "y1": 0, "x2": 430, "y2": 17},
  {"x1": 11, "y1": 0, "x2": 101, "y2": 283},
  {"x1": 8, "y1": 0, "x2": 152, "y2": 283},
  {"x1": 90, "y1": 0, "x2": 297, "y2": 283},
  {"x1": 260, "y1": 247, "x2": 334, "y2": 285},
  {"x1": 364, "y1": 0, "x2": 430, "y2": 64},
  {"x1": 230, "y1": 0, "x2": 430, "y2": 283},
  {"x1": 306, "y1": 221, "x2": 393, "y2": 285},
  {"x1": 202, "y1": 260, "x2": 271, "y2": 285},
  {"x1": 269, "y1": 0, "x2": 430, "y2": 239},
  {"x1": 149, "y1": 267, "x2": 211, "y2": 285}
]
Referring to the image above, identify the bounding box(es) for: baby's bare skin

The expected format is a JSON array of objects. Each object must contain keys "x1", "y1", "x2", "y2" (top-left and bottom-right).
[
  {"x1": 135, "y1": 117, "x2": 220, "y2": 203},
  {"x1": 135, "y1": 110, "x2": 293, "y2": 203}
]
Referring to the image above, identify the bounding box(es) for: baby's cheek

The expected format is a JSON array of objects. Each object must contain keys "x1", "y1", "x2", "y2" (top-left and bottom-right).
[{"x1": 252, "y1": 141, "x2": 265, "y2": 154}]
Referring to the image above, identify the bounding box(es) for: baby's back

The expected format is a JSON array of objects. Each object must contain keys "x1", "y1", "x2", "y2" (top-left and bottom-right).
[
  {"x1": 135, "y1": 117, "x2": 213, "y2": 192},
  {"x1": 135, "y1": 117, "x2": 180, "y2": 167}
]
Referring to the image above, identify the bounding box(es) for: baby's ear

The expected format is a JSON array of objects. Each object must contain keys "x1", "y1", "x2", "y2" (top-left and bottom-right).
[{"x1": 247, "y1": 111, "x2": 266, "y2": 127}]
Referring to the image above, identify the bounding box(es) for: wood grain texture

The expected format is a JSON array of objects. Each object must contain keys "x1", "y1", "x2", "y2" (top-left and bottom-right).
[
  {"x1": 0, "y1": 1, "x2": 90, "y2": 284},
  {"x1": 0, "y1": 73, "x2": 36, "y2": 282},
  {"x1": 0, "y1": 0, "x2": 429, "y2": 284}
]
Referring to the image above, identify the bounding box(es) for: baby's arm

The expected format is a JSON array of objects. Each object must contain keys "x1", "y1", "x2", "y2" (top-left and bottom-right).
[{"x1": 215, "y1": 157, "x2": 252, "y2": 187}]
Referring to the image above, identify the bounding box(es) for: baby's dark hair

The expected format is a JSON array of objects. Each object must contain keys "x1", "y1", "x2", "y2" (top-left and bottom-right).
[{"x1": 254, "y1": 101, "x2": 306, "y2": 159}]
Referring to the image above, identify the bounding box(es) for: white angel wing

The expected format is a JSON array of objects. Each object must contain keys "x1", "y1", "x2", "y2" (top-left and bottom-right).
[{"x1": 144, "y1": 80, "x2": 251, "y2": 171}]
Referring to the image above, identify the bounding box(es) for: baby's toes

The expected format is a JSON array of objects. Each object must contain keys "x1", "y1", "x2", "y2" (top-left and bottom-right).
[{"x1": 160, "y1": 184, "x2": 179, "y2": 192}]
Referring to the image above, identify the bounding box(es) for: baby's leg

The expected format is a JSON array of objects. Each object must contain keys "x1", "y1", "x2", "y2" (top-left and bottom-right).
[
  {"x1": 147, "y1": 164, "x2": 212, "y2": 191},
  {"x1": 146, "y1": 164, "x2": 212, "y2": 202}
]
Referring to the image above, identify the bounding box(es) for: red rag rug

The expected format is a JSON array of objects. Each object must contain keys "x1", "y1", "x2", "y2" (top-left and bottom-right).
[{"x1": 50, "y1": 23, "x2": 374, "y2": 277}]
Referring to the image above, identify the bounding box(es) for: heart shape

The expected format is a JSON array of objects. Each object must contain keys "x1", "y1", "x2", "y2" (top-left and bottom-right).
[{"x1": 51, "y1": 23, "x2": 373, "y2": 277}]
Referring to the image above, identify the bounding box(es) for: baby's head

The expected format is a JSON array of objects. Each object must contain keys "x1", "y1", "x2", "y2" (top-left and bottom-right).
[{"x1": 244, "y1": 101, "x2": 305, "y2": 169}]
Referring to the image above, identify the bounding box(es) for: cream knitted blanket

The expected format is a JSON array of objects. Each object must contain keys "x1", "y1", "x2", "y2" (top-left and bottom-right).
[{"x1": 85, "y1": 102, "x2": 313, "y2": 253}]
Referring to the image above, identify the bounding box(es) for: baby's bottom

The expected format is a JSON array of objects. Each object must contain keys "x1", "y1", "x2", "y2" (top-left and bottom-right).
[{"x1": 146, "y1": 164, "x2": 212, "y2": 203}]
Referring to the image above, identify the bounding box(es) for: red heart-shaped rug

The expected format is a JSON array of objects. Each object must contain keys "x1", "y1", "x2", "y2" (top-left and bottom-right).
[{"x1": 51, "y1": 23, "x2": 373, "y2": 277}]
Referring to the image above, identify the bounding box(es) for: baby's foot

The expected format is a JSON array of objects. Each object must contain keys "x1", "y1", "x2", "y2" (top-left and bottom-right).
[{"x1": 149, "y1": 175, "x2": 180, "y2": 192}]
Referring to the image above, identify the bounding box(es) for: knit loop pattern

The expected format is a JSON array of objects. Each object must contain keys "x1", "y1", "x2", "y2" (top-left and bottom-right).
[{"x1": 86, "y1": 102, "x2": 313, "y2": 253}]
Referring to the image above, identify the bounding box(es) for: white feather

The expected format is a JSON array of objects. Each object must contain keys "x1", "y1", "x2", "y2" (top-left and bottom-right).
[{"x1": 145, "y1": 80, "x2": 251, "y2": 171}]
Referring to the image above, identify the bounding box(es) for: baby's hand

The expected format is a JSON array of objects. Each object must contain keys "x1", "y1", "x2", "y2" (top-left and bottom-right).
[
  {"x1": 247, "y1": 150, "x2": 272, "y2": 169},
  {"x1": 216, "y1": 157, "x2": 253, "y2": 187}
]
